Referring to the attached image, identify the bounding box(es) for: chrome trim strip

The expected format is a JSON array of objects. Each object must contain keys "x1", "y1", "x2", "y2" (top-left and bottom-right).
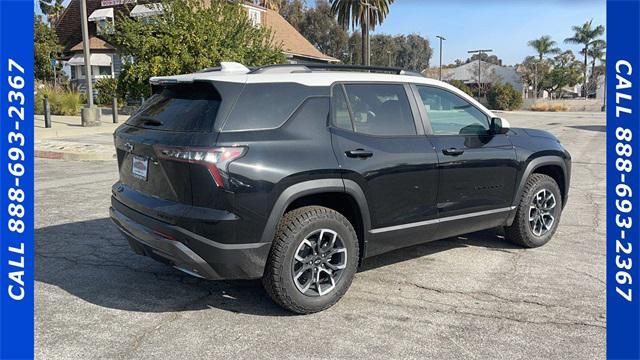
[{"x1": 369, "y1": 206, "x2": 516, "y2": 234}]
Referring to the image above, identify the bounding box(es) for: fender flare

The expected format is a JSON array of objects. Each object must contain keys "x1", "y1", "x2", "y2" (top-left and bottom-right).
[
  {"x1": 259, "y1": 179, "x2": 372, "y2": 252},
  {"x1": 507, "y1": 155, "x2": 569, "y2": 225}
]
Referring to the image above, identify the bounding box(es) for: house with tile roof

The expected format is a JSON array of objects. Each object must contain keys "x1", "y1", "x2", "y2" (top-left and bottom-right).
[{"x1": 54, "y1": 0, "x2": 337, "y2": 90}]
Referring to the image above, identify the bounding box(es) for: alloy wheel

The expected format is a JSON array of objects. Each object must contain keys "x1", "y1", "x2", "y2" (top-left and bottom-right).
[
  {"x1": 529, "y1": 189, "x2": 557, "y2": 236},
  {"x1": 292, "y1": 229, "x2": 347, "y2": 296}
]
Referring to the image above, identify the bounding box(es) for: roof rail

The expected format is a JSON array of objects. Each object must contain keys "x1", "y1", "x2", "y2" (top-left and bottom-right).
[{"x1": 250, "y1": 63, "x2": 425, "y2": 77}]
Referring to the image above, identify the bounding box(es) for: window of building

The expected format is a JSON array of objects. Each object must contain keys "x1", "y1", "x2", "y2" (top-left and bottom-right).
[
  {"x1": 88, "y1": 8, "x2": 114, "y2": 35},
  {"x1": 416, "y1": 85, "x2": 489, "y2": 135},
  {"x1": 97, "y1": 66, "x2": 112, "y2": 76},
  {"x1": 248, "y1": 8, "x2": 261, "y2": 27}
]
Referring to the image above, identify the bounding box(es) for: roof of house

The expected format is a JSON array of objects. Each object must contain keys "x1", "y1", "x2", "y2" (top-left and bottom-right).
[
  {"x1": 55, "y1": 0, "x2": 337, "y2": 62},
  {"x1": 440, "y1": 60, "x2": 523, "y2": 86},
  {"x1": 263, "y1": 9, "x2": 337, "y2": 63},
  {"x1": 69, "y1": 36, "x2": 116, "y2": 52},
  {"x1": 55, "y1": 0, "x2": 115, "y2": 52}
]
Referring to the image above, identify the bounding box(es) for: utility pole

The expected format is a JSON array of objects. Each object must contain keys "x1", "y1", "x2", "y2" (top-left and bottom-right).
[
  {"x1": 467, "y1": 49, "x2": 493, "y2": 100},
  {"x1": 79, "y1": 0, "x2": 93, "y2": 107},
  {"x1": 533, "y1": 61, "x2": 538, "y2": 99},
  {"x1": 436, "y1": 35, "x2": 446, "y2": 80},
  {"x1": 387, "y1": 50, "x2": 392, "y2": 67},
  {"x1": 79, "y1": 0, "x2": 100, "y2": 126},
  {"x1": 361, "y1": 1, "x2": 378, "y2": 66}
]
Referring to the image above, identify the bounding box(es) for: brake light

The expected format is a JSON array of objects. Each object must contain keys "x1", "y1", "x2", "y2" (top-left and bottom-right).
[{"x1": 156, "y1": 146, "x2": 246, "y2": 188}]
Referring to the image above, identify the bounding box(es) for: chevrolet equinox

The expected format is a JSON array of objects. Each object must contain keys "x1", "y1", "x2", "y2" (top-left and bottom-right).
[{"x1": 110, "y1": 62, "x2": 571, "y2": 314}]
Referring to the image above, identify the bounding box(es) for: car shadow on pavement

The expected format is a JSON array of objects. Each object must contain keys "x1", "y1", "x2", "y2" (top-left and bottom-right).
[{"x1": 36, "y1": 218, "x2": 519, "y2": 316}]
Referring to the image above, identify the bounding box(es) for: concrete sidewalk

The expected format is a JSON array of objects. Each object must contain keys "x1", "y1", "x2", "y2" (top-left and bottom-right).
[{"x1": 35, "y1": 113, "x2": 127, "y2": 161}]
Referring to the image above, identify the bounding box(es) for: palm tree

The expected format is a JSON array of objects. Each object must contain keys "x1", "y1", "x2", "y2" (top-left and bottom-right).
[
  {"x1": 528, "y1": 35, "x2": 560, "y2": 61},
  {"x1": 564, "y1": 19, "x2": 605, "y2": 98},
  {"x1": 330, "y1": 0, "x2": 394, "y2": 65},
  {"x1": 527, "y1": 35, "x2": 560, "y2": 98},
  {"x1": 587, "y1": 39, "x2": 606, "y2": 81}
]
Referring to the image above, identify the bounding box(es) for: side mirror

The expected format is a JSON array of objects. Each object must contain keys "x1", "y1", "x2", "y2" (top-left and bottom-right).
[{"x1": 490, "y1": 117, "x2": 510, "y2": 134}]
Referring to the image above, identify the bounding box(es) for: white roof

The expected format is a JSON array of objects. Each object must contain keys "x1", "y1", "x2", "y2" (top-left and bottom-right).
[
  {"x1": 130, "y1": 3, "x2": 164, "y2": 17},
  {"x1": 67, "y1": 53, "x2": 112, "y2": 66},
  {"x1": 88, "y1": 7, "x2": 114, "y2": 21},
  {"x1": 150, "y1": 62, "x2": 496, "y2": 118}
]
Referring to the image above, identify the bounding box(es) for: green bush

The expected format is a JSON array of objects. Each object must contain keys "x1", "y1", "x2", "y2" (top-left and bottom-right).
[
  {"x1": 95, "y1": 77, "x2": 121, "y2": 105},
  {"x1": 447, "y1": 79, "x2": 474, "y2": 97},
  {"x1": 487, "y1": 83, "x2": 523, "y2": 110},
  {"x1": 35, "y1": 86, "x2": 83, "y2": 116}
]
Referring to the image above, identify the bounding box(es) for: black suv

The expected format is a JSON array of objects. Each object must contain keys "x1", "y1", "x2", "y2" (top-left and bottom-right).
[{"x1": 110, "y1": 63, "x2": 571, "y2": 314}]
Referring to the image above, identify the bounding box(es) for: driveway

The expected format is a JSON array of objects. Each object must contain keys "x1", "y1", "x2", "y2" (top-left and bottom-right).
[{"x1": 35, "y1": 111, "x2": 605, "y2": 359}]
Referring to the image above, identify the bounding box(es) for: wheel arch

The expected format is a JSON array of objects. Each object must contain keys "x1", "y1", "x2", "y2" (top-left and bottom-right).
[
  {"x1": 260, "y1": 179, "x2": 371, "y2": 264},
  {"x1": 507, "y1": 155, "x2": 569, "y2": 225}
]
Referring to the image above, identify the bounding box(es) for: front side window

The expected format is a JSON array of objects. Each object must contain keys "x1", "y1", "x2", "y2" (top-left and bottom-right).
[
  {"x1": 416, "y1": 85, "x2": 489, "y2": 135},
  {"x1": 341, "y1": 83, "x2": 416, "y2": 136}
]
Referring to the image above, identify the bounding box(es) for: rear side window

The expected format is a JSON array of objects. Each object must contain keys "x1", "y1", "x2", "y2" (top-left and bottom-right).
[
  {"x1": 337, "y1": 83, "x2": 416, "y2": 136},
  {"x1": 127, "y1": 82, "x2": 221, "y2": 132},
  {"x1": 222, "y1": 83, "x2": 327, "y2": 131}
]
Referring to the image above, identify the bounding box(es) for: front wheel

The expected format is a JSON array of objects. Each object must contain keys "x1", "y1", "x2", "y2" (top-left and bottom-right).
[
  {"x1": 262, "y1": 206, "x2": 359, "y2": 314},
  {"x1": 505, "y1": 174, "x2": 563, "y2": 248}
]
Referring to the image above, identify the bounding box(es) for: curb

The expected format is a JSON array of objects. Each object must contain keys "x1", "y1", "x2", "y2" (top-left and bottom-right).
[{"x1": 35, "y1": 149, "x2": 116, "y2": 161}]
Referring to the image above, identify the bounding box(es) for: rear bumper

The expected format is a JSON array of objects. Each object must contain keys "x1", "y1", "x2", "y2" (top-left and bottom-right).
[{"x1": 110, "y1": 198, "x2": 271, "y2": 280}]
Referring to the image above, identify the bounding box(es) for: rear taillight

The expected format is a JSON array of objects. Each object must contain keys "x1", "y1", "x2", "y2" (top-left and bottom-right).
[{"x1": 156, "y1": 146, "x2": 246, "y2": 188}]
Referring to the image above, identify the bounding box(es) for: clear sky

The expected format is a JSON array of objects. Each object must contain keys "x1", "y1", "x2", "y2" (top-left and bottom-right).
[{"x1": 371, "y1": 0, "x2": 606, "y2": 66}]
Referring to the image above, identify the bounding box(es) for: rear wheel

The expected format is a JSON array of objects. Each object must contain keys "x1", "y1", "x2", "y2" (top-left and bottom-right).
[
  {"x1": 505, "y1": 174, "x2": 562, "y2": 248},
  {"x1": 262, "y1": 206, "x2": 359, "y2": 314}
]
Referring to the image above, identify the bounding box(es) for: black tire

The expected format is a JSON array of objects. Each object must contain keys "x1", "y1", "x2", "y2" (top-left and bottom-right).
[
  {"x1": 262, "y1": 206, "x2": 359, "y2": 314},
  {"x1": 505, "y1": 174, "x2": 563, "y2": 248}
]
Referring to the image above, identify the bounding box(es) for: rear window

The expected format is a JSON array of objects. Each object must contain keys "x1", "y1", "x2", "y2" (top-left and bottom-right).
[
  {"x1": 127, "y1": 82, "x2": 222, "y2": 132},
  {"x1": 221, "y1": 83, "x2": 328, "y2": 131}
]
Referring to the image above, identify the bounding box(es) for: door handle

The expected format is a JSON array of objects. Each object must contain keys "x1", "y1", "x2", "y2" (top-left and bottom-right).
[
  {"x1": 442, "y1": 148, "x2": 465, "y2": 156},
  {"x1": 345, "y1": 149, "x2": 373, "y2": 158}
]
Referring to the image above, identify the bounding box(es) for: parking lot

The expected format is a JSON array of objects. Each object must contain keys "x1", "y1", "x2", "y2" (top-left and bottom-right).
[{"x1": 36, "y1": 111, "x2": 605, "y2": 359}]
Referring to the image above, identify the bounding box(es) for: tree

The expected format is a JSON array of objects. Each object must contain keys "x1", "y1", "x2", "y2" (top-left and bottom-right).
[
  {"x1": 487, "y1": 83, "x2": 522, "y2": 110},
  {"x1": 269, "y1": 0, "x2": 307, "y2": 31},
  {"x1": 330, "y1": 0, "x2": 394, "y2": 65},
  {"x1": 39, "y1": 0, "x2": 64, "y2": 24},
  {"x1": 394, "y1": 34, "x2": 431, "y2": 71},
  {"x1": 528, "y1": 35, "x2": 560, "y2": 61},
  {"x1": 370, "y1": 34, "x2": 397, "y2": 66},
  {"x1": 564, "y1": 19, "x2": 605, "y2": 97},
  {"x1": 586, "y1": 39, "x2": 606, "y2": 95},
  {"x1": 465, "y1": 53, "x2": 503, "y2": 66},
  {"x1": 540, "y1": 50, "x2": 583, "y2": 98},
  {"x1": 520, "y1": 55, "x2": 552, "y2": 98},
  {"x1": 34, "y1": 15, "x2": 63, "y2": 83},
  {"x1": 109, "y1": 0, "x2": 285, "y2": 98},
  {"x1": 299, "y1": 0, "x2": 349, "y2": 60}
]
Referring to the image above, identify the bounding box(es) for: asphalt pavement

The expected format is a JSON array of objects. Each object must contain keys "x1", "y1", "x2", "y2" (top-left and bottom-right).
[{"x1": 35, "y1": 111, "x2": 606, "y2": 359}]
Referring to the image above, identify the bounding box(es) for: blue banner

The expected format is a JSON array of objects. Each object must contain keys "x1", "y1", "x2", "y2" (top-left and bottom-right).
[
  {"x1": 607, "y1": 1, "x2": 640, "y2": 359},
  {"x1": 0, "y1": 0, "x2": 35, "y2": 359}
]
